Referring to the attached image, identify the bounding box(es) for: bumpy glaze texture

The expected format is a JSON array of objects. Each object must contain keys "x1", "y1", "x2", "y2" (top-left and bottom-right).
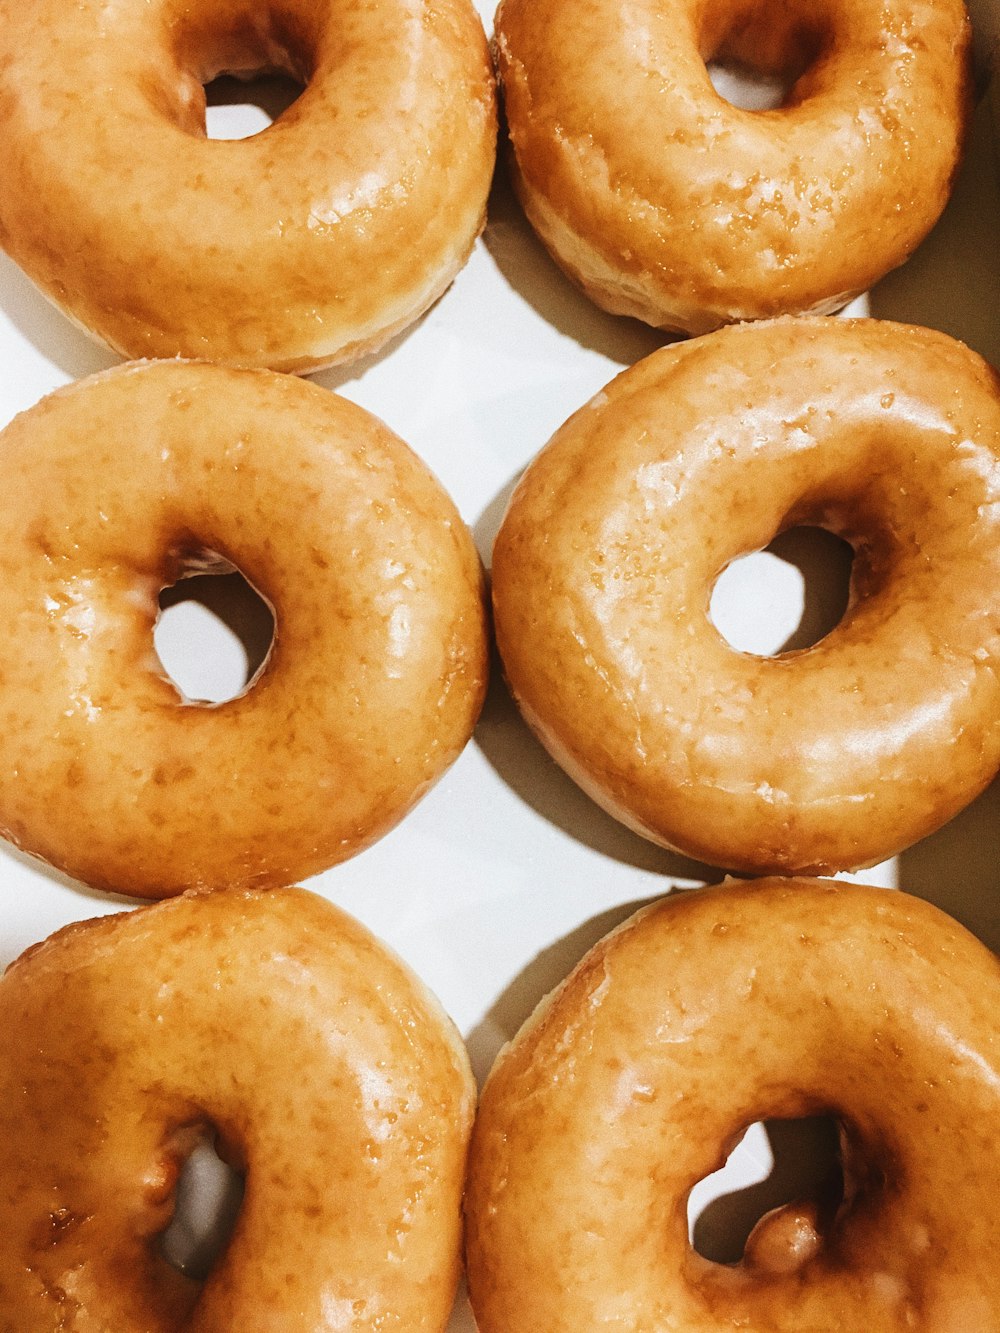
[
  {"x1": 0, "y1": 886, "x2": 476, "y2": 1330},
  {"x1": 491, "y1": 318, "x2": 1000, "y2": 875},
  {"x1": 0, "y1": 0, "x2": 497, "y2": 371},
  {"x1": 0, "y1": 361, "x2": 488, "y2": 897},
  {"x1": 465, "y1": 877, "x2": 1000, "y2": 1331},
  {"x1": 494, "y1": 0, "x2": 970, "y2": 333}
]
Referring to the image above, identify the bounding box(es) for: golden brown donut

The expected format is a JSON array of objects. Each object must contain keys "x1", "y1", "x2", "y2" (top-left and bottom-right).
[
  {"x1": 494, "y1": 0, "x2": 971, "y2": 334},
  {"x1": 0, "y1": 0, "x2": 496, "y2": 372},
  {"x1": 491, "y1": 318, "x2": 1000, "y2": 875},
  {"x1": 465, "y1": 876, "x2": 1000, "y2": 1330},
  {"x1": 0, "y1": 360, "x2": 488, "y2": 898},
  {"x1": 0, "y1": 885, "x2": 476, "y2": 1330}
]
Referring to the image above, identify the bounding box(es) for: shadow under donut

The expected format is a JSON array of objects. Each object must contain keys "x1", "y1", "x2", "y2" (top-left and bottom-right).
[
  {"x1": 0, "y1": 253, "x2": 120, "y2": 383},
  {"x1": 0, "y1": 845, "x2": 140, "y2": 954},
  {"x1": 474, "y1": 468, "x2": 523, "y2": 568},
  {"x1": 867, "y1": 94, "x2": 1000, "y2": 368},
  {"x1": 481, "y1": 154, "x2": 666, "y2": 367},
  {"x1": 464, "y1": 894, "x2": 664, "y2": 1086},
  {"x1": 473, "y1": 656, "x2": 723, "y2": 884},
  {"x1": 896, "y1": 775, "x2": 1000, "y2": 955},
  {"x1": 311, "y1": 315, "x2": 429, "y2": 394}
]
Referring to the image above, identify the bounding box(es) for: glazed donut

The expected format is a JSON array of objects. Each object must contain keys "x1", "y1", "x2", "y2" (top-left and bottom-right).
[
  {"x1": 0, "y1": 360, "x2": 488, "y2": 898},
  {"x1": 465, "y1": 876, "x2": 1000, "y2": 1330},
  {"x1": 491, "y1": 317, "x2": 1000, "y2": 875},
  {"x1": 0, "y1": 885, "x2": 475, "y2": 1330},
  {"x1": 0, "y1": 0, "x2": 496, "y2": 372},
  {"x1": 494, "y1": 0, "x2": 970, "y2": 334}
]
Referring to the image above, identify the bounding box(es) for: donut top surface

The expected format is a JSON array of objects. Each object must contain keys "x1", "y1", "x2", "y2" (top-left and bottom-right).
[
  {"x1": 0, "y1": 885, "x2": 476, "y2": 1330},
  {"x1": 0, "y1": 0, "x2": 497, "y2": 370},
  {"x1": 494, "y1": 0, "x2": 971, "y2": 331},
  {"x1": 466, "y1": 876, "x2": 1000, "y2": 1331},
  {"x1": 491, "y1": 317, "x2": 1000, "y2": 875},
  {"x1": 0, "y1": 360, "x2": 489, "y2": 897}
]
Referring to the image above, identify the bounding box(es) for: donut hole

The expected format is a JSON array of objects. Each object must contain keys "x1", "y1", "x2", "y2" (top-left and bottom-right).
[
  {"x1": 687, "y1": 1115, "x2": 844, "y2": 1266},
  {"x1": 155, "y1": 566, "x2": 275, "y2": 704},
  {"x1": 203, "y1": 71, "x2": 306, "y2": 140},
  {"x1": 709, "y1": 526, "x2": 854, "y2": 656},
  {"x1": 160, "y1": 1133, "x2": 245, "y2": 1280},
  {"x1": 704, "y1": 8, "x2": 828, "y2": 110},
  {"x1": 169, "y1": 9, "x2": 313, "y2": 139},
  {"x1": 707, "y1": 58, "x2": 797, "y2": 111}
]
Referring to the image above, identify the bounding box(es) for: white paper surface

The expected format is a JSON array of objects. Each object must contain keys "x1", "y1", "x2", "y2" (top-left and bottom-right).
[{"x1": 0, "y1": 4, "x2": 999, "y2": 1325}]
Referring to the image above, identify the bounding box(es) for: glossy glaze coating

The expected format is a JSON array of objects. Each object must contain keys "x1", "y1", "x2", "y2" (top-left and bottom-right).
[
  {"x1": 491, "y1": 318, "x2": 1000, "y2": 875},
  {"x1": 0, "y1": 886, "x2": 476, "y2": 1330},
  {"x1": 494, "y1": 0, "x2": 970, "y2": 333},
  {"x1": 0, "y1": 361, "x2": 488, "y2": 897},
  {"x1": 0, "y1": 0, "x2": 496, "y2": 372},
  {"x1": 466, "y1": 876, "x2": 1000, "y2": 1331}
]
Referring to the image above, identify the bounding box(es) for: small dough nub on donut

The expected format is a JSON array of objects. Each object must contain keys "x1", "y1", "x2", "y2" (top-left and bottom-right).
[
  {"x1": 0, "y1": 360, "x2": 488, "y2": 898},
  {"x1": 494, "y1": 0, "x2": 971, "y2": 333},
  {"x1": 465, "y1": 876, "x2": 1000, "y2": 1331},
  {"x1": 0, "y1": 885, "x2": 476, "y2": 1331},
  {"x1": 0, "y1": 0, "x2": 497, "y2": 371},
  {"x1": 491, "y1": 317, "x2": 1000, "y2": 875}
]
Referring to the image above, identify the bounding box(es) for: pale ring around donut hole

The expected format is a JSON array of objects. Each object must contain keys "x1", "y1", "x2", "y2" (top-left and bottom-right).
[
  {"x1": 464, "y1": 877, "x2": 1000, "y2": 1331},
  {"x1": 490, "y1": 317, "x2": 1000, "y2": 877},
  {"x1": 0, "y1": 360, "x2": 489, "y2": 899},
  {"x1": 493, "y1": 0, "x2": 972, "y2": 334},
  {"x1": 0, "y1": 0, "x2": 497, "y2": 372},
  {"x1": 0, "y1": 886, "x2": 477, "y2": 1330}
]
